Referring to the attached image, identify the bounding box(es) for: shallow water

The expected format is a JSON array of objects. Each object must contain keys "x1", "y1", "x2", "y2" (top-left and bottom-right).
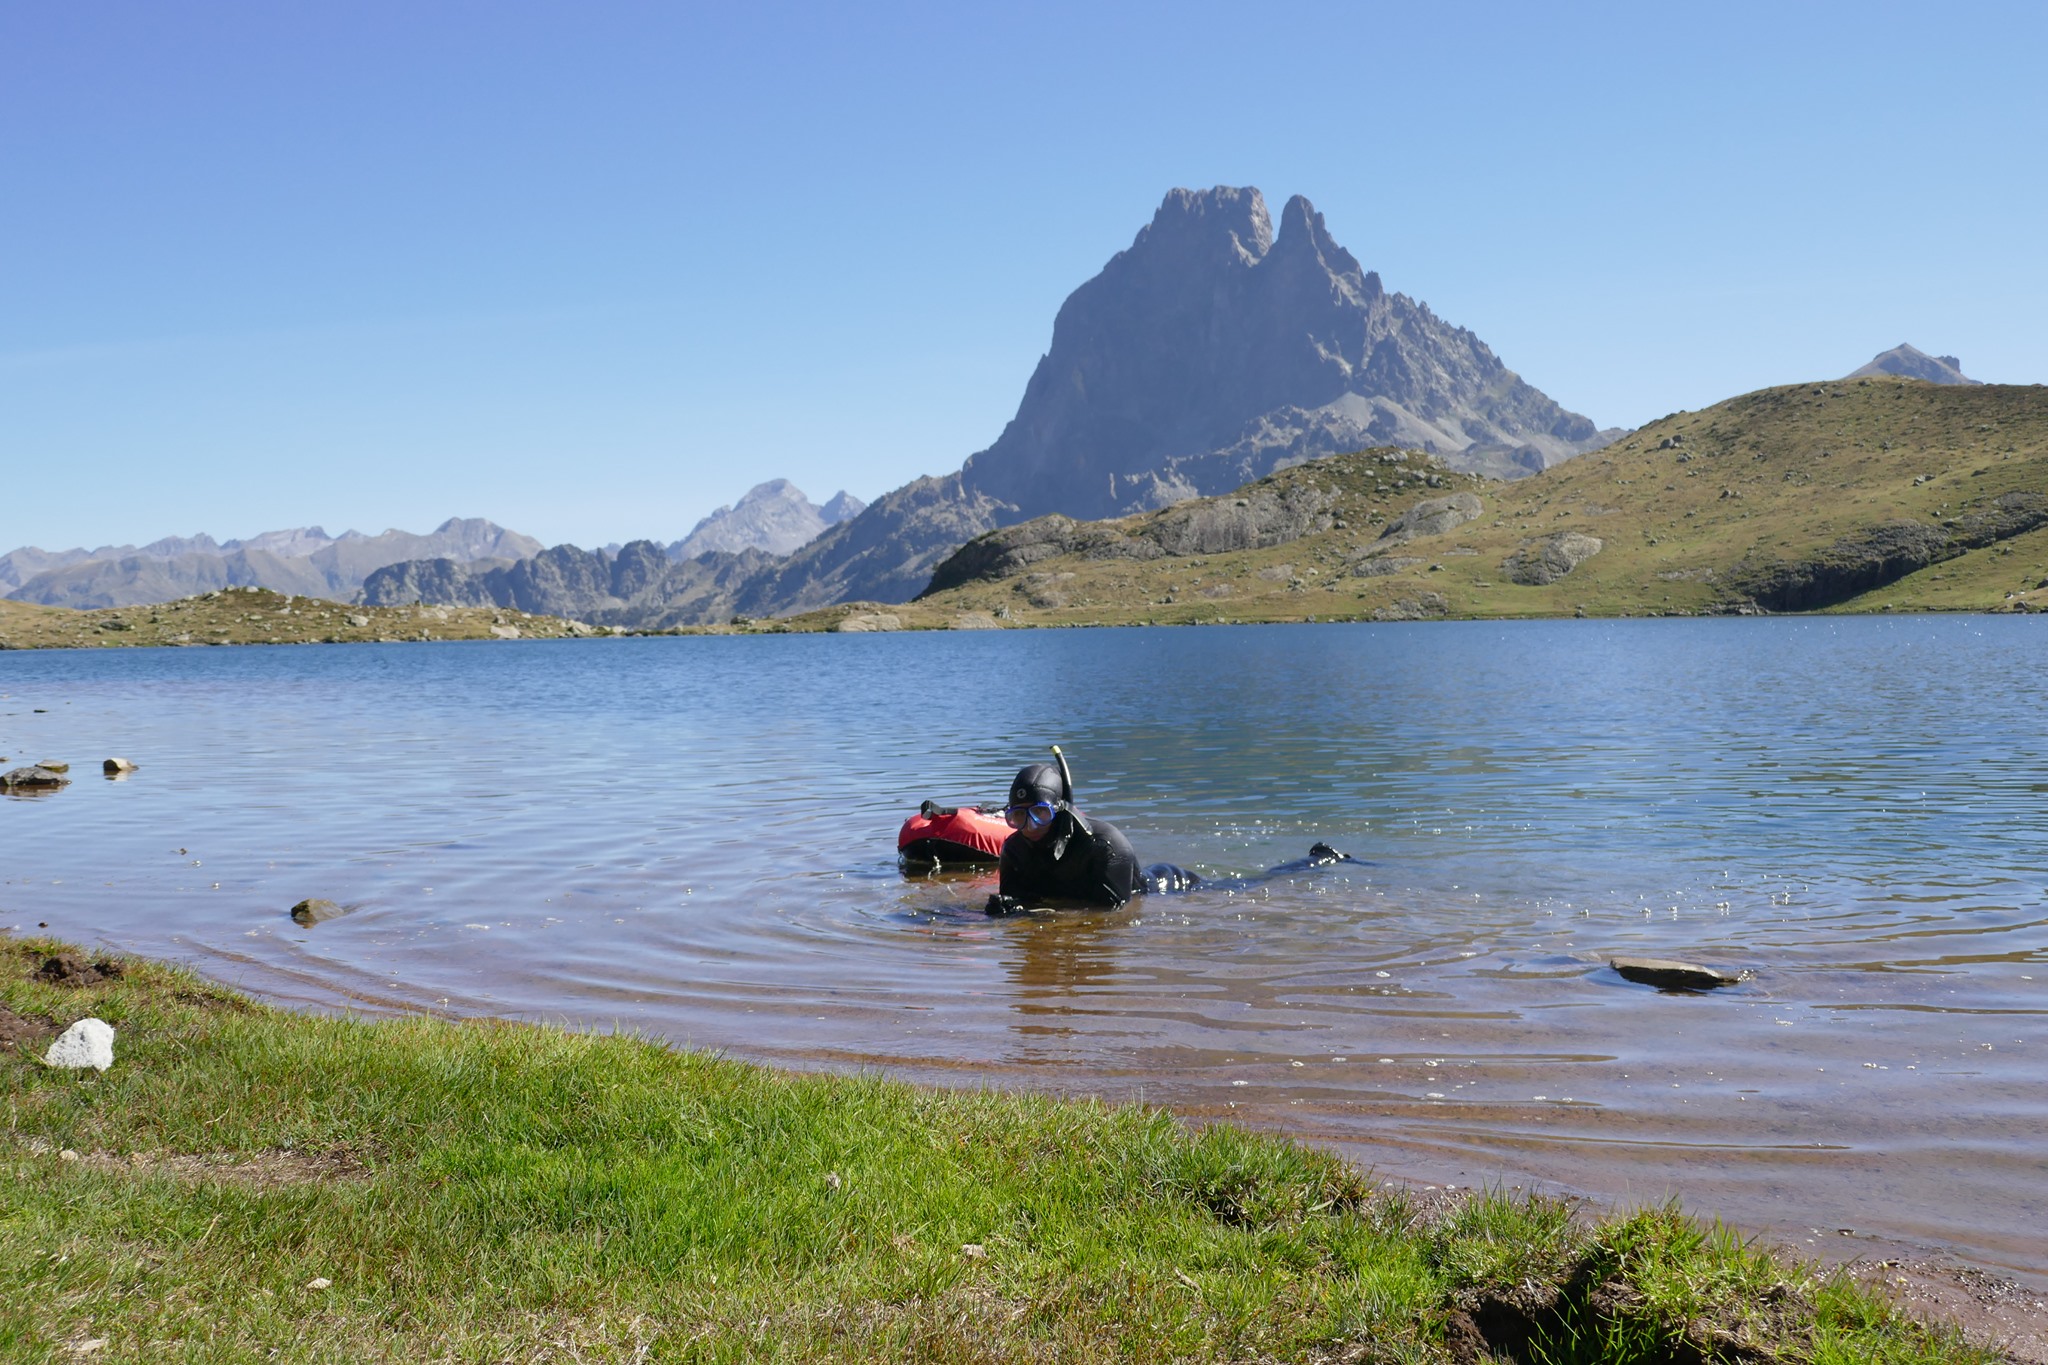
[{"x1": 5, "y1": 619, "x2": 2044, "y2": 1278}]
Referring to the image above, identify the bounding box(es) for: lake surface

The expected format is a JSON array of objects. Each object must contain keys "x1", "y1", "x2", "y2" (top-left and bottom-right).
[{"x1": 5, "y1": 619, "x2": 2045, "y2": 1279}]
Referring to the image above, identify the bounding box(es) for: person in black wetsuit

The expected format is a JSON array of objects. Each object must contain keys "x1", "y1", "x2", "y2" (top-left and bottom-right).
[
  {"x1": 980, "y1": 747, "x2": 1363, "y2": 915},
  {"x1": 988, "y1": 761, "x2": 1143, "y2": 912},
  {"x1": 985, "y1": 752, "x2": 1203, "y2": 914}
]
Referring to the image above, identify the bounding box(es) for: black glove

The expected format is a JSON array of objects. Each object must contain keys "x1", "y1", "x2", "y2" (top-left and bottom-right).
[{"x1": 984, "y1": 893, "x2": 1025, "y2": 917}]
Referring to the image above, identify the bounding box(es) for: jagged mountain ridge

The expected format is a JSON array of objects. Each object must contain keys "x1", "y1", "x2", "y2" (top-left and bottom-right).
[
  {"x1": 362, "y1": 474, "x2": 1007, "y2": 628},
  {"x1": 4, "y1": 518, "x2": 543, "y2": 608},
  {"x1": 667, "y1": 480, "x2": 866, "y2": 560}
]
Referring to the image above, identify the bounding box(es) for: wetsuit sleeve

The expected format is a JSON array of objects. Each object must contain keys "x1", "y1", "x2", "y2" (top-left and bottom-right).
[
  {"x1": 1089, "y1": 821, "x2": 1142, "y2": 907},
  {"x1": 998, "y1": 833, "x2": 1038, "y2": 901}
]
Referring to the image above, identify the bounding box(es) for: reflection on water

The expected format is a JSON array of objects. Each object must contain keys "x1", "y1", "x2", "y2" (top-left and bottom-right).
[{"x1": 2, "y1": 618, "x2": 2045, "y2": 1280}]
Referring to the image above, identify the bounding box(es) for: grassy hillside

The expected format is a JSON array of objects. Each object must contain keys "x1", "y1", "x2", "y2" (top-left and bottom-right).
[
  {"x1": 763, "y1": 376, "x2": 2048, "y2": 631},
  {"x1": 0, "y1": 587, "x2": 596, "y2": 650}
]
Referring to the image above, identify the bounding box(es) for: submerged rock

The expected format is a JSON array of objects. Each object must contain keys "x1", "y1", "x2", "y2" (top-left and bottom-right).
[
  {"x1": 1610, "y1": 956, "x2": 1743, "y2": 990},
  {"x1": 289, "y1": 898, "x2": 349, "y2": 927},
  {"x1": 45, "y1": 1018, "x2": 116, "y2": 1071}
]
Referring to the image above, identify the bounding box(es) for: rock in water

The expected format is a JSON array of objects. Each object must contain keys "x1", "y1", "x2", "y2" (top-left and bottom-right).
[
  {"x1": 45, "y1": 1018, "x2": 116, "y2": 1071},
  {"x1": 2, "y1": 765, "x2": 70, "y2": 790},
  {"x1": 103, "y1": 757, "x2": 138, "y2": 774},
  {"x1": 1610, "y1": 956, "x2": 1742, "y2": 990},
  {"x1": 289, "y1": 898, "x2": 348, "y2": 926}
]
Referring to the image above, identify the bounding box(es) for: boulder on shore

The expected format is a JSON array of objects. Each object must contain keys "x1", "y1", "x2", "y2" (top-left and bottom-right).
[{"x1": 45, "y1": 1018, "x2": 116, "y2": 1071}]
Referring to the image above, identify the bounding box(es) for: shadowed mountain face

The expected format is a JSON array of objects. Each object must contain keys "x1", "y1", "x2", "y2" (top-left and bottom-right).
[
  {"x1": 959, "y1": 187, "x2": 1614, "y2": 520},
  {"x1": 4, "y1": 519, "x2": 541, "y2": 608},
  {"x1": 1847, "y1": 344, "x2": 1981, "y2": 386}
]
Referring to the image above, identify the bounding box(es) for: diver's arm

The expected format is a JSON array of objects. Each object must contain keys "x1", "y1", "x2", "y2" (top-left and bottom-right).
[{"x1": 1085, "y1": 822, "x2": 1142, "y2": 907}]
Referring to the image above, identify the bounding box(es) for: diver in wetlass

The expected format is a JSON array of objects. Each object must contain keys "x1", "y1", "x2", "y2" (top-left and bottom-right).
[{"x1": 986, "y1": 748, "x2": 1197, "y2": 914}]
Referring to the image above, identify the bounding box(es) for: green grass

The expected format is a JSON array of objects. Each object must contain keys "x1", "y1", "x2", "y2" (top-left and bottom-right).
[{"x1": 0, "y1": 939, "x2": 1996, "y2": 1362}]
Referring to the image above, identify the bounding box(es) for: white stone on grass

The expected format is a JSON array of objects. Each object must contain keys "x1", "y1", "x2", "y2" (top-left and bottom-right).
[{"x1": 45, "y1": 1018, "x2": 116, "y2": 1071}]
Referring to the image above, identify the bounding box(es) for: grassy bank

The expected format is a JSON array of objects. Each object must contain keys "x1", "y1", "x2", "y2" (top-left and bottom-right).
[
  {"x1": 0, "y1": 938, "x2": 1991, "y2": 1362},
  {"x1": 0, "y1": 587, "x2": 592, "y2": 650}
]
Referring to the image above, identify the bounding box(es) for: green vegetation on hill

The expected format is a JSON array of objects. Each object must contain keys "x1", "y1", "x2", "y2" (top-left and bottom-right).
[
  {"x1": 0, "y1": 938, "x2": 1993, "y2": 1362},
  {"x1": 0, "y1": 587, "x2": 598, "y2": 650},
  {"x1": 762, "y1": 377, "x2": 2048, "y2": 631}
]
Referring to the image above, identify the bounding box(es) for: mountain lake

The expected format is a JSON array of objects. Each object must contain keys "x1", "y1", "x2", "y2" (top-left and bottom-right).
[{"x1": 4, "y1": 617, "x2": 2044, "y2": 1281}]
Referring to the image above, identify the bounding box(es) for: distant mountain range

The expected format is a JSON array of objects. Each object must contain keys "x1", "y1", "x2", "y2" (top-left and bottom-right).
[
  {"x1": 3, "y1": 482, "x2": 866, "y2": 612},
  {"x1": 0, "y1": 519, "x2": 547, "y2": 609},
  {"x1": 1846, "y1": 344, "x2": 1981, "y2": 386}
]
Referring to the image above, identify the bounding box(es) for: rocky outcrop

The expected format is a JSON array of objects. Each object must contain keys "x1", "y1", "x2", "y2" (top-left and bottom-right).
[
  {"x1": 6, "y1": 519, "x2": 542, "y2": 609},
  {"x1": 959, "y1": 187, "x2": 1609, "y2": 522},
  {"x1": 1505, "y1": 532, "x2": 1605, "y2": 585},
  {"x1": 668, "y1": 480, "x2": 867, "y2": 560},
  {"x1": 1847, "y1": 344, "x2": 1981, "y2": 386},
  {"x1": 919, "y1": 516, "x2": 1158, "y2": 594},
  {"x1": 1722, "y1": 492, "x2": 2048, "y2": 610},
  {"x1": 920, "y1": 471, "x2": 1340, "y2": 596},
  {"x1": 1372, "y1": 493, "x2": 1485, "y2": 550},
  {"x1": 1145, "y1": 479, "x2": 1337, "y2": 555}
]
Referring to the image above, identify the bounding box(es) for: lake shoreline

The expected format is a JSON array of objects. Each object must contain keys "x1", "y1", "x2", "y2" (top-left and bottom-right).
[
  {"x1": 5, "y1": 583, "x2": 2043, "y2": 652},
  {"x1": 4, "y1": 932, "x2": 2034, "y2": 1362}
]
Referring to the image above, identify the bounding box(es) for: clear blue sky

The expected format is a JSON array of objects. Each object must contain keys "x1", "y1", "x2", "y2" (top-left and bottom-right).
[{"x1": 5, "y1": 1, "x2": 2044, "y2": 554}]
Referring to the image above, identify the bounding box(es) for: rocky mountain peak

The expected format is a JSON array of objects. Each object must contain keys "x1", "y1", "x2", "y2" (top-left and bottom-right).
[
  {"x1": 1146, "y1": 185, "x2": 1272, "y2": 268},
  {"x1": 819, "y1": 490, "x2": 867, "y2": 524},
  {"x1": 667, "y1": 480, "x2": 861, "y2": 561},
  {"x1": 1847, "y1": 344, "x2": 1981, "y2": 386},
  {"x1": 1271, "y1": 194, "x2": 1364, "y2": 288},
  {"x1": 961, "y1": 185, "x2": 1608, "y2": 519}
]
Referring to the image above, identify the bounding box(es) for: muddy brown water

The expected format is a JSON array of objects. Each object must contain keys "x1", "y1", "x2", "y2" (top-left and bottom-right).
[{"x1": 3, "y1": 620, "x2": 2043, "y2": 1282}]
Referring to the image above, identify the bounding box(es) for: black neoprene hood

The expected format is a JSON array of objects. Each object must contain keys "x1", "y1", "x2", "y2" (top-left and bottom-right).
[{"x1": 1008, "y1": 763, "x2": 1064, "y2": 808}]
